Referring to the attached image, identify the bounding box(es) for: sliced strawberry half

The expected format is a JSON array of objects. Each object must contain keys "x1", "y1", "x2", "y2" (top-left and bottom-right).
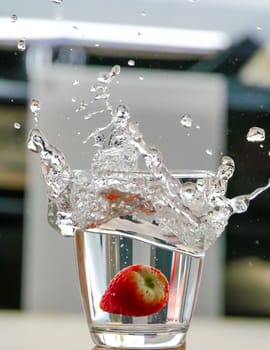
[{"x1": 99, "y1": 264, "x2": 169, "y2": 317}]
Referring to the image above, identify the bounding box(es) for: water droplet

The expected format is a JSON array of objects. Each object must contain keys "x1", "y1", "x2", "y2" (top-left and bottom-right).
[
  {"x1": 95, "y1": 43, "x2": 100, "y2": 47},
  {"x1": 17, "y1": 38, "x2": 26, "y2": 51},
  {"x1": 137, "y1": 32, "x2": 141, "y2": 36},
  {"x1": 30, "y1": 98, "x2": 41, "y2": 115},
  {"x1": 259, "y1": 144, "x2": 264, "y2": 149},
  {"x1": 140, "y1": 11, "x2": 147, "y2": 17},
  {"x1": 13, "y1": 122, "x2": 21, "y2": 129},
  {"x1": 231, "y1": 196, "x2": 249, "y2": 213},
  {"x1": 196, "y1": 124, "x2": 201, "y2": 129},
  {"x1": 110, "y1": 65, "x2": 121, "y2": 77},
  {"x1": 256, "y1": 26, "x2": 262, "y2": 31},
  {"x1": 139, "y1": 76, "x2": 144, "y2": 81},
  {"x1": 10, "y1": 14, "x2": 17, "y2": 23},
  {"x1": 52, "y1": 0, "x2": 63, "y2": 4},
  {"x1": 246, "y1": 126, "x2": 265, "y2": 142},
  {"x1": 73, "y1": 25, "x2": 78, "y2": 30},
  {"x1": 72, "y1": 79, "x2": 79, "y2": 86},
  {"x1": 180, "y1": 114, "x2": 192, "y2": 128},
  {"x1": 128, "y1": 59, "x2": 135, "y2": 67},
  {"x1": 217, "y1": 156, "x2": 235, "y2": 180},
  {"x1": 206, "y1": 148, "x2": 213, "y2": 156},
  {"x1": 71, "y1": 97, "x2": 77, "y2": 103},
  {"x1": 255, "y1": 240, "x2": 260, "y2": 245},
  {"x1": 189, "y1": 0, "x2": 197, "y2": 3},
  {"x1": 75, "y1": 101, "x2": 88, "y2": 112}
]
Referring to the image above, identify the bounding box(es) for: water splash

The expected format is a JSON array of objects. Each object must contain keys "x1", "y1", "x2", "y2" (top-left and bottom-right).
[{"x1": 28, "y1": 66, "x2": 270, "y2": 252}]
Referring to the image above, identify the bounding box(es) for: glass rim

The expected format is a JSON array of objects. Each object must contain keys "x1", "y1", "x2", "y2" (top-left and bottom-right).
[{"x1": 72, "y1": 168, "x2": 215, "y2": 178}]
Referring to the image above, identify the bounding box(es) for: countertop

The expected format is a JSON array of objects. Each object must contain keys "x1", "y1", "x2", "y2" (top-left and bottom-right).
[{"x1": 1, "y1": 311, "x2": 270, "y2": 350}]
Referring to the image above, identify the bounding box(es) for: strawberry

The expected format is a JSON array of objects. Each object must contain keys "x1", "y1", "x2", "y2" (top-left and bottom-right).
[{"x1": 99, "y1": 264, "x2": 169, "y2": 317}]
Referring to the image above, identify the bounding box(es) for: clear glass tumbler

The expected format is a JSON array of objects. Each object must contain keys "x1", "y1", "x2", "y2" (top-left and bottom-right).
[{"x1": 74, "y1": 171, "x2": 209, "y2": 349}]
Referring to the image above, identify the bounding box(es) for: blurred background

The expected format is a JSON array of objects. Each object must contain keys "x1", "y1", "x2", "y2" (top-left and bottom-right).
[{"x1": 1, "y1": 0, "x2": 270, "y2": 320}]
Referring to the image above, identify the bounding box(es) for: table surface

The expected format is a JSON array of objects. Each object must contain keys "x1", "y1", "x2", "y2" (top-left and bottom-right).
[{"x1": 1, "y1": 311, "x2": 270, "y2": 350}]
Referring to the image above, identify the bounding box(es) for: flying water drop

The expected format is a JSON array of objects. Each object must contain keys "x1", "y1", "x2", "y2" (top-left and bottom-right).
[
  {"x1": 13, "y1": 122, "x2": 21, "y2": 130},
  {"x1": 30, "y1": 98, "x2": 41, "y2": 116},
  {"x1": 128, "y1": 59, "x2": 135, "y2": 67},
  {"x1": 10, "y1": 14, "x2": 17, "y2": 23},
  {"x1": 246, "y1": 126, "x2": 265, "y2": 142},
  {"x1": 73, "y1": 79, "x2": 79, "y2": 86},
  {"x1": 17, "y1": 38, "x2": 26, "y2": 51},
  {"x1": 180, "y1": 114, "x2": 192, "y2": 128}
]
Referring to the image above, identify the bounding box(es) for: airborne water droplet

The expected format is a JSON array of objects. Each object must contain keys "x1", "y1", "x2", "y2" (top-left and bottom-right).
[
  {"x1": 256, "y1": 26, "x2": 262, "y2": 31},
  {"x1": 246, "y1": 126, "x2": 265, "y2": 142},
  {"x1": 73, "y1": 79, "x2": 79, "y2": 86},
  {"x1": 52, "y1": 0, "x2": 63, "y2": 4},
  {"x1": 17, "y1": 38, "x2": 26, "y2": 51},
  {"x1": 10, "y1": 14, "x2": 17, "y2": 23},
  {"x1": 75, "y1": 101, "x2": 88, "y2": 112},
  {"x1": 206, "y1": 148, "x2": 213, "y2": 156},
  {"x1": 139, "y1": 76, "x2": 144, "y2": 81},
  {"x1": 140, "y1": 11, "x2": 147, "y2": 17},
  {"x1": 13, "y1": 122, "x2": 21, "y2": 130},
  {"x1": 128, "y1": 59, "x2": 135, "y2": 67},
  {"x1": 30, "y1": 98, "x2": 41, "y2": 115},
  {"x1": 180, "y1": 114, "x2": 192, "y2": 128}
]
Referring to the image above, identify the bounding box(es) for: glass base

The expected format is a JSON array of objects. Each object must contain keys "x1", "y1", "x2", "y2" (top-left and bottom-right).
[{"x1": 90, "y1": 324, "x2": 187, "y2": 349}]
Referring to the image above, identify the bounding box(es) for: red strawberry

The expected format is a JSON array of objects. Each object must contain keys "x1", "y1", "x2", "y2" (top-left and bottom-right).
[{"x1": 99, "y1": 264, "x2": 169, "y2": 317}]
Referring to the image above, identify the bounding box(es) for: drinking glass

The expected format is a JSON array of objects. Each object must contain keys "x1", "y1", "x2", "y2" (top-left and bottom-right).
[{"x1": 71, "y1": 171, "x2": 211, "y2": 349}]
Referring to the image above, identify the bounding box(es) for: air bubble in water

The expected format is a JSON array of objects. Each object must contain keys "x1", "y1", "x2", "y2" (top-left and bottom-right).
[
  {"x1": 128, "y1": 59, "x2": 135, "y2": 66},
  {"x1": 13, "y1": 122, "x2": 21, "y2": 129},
  {"x1": 17, "y1": 38, "x2": 26, "y2": 51},
  {"x1": 10, "y1": 14, "x2": 17, "y2": 23},
  {"x1": 180, "y1": 114, "x2": 192, "y2": 128},
  {"x1": 246, "y1": 126, "x2": 265, "y2": 142},
  {"x1": 30, "y1": 98, "x2": 40, "y2": 115}
]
